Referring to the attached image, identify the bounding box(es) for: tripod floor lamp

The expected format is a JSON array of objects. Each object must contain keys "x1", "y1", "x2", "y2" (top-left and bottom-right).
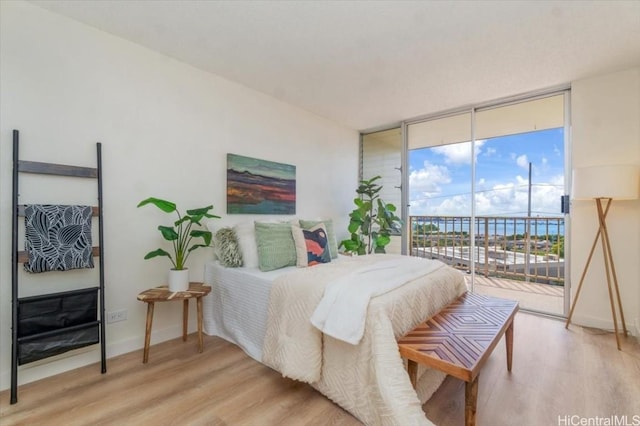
[{"x1": 566, "y1": 164, "x2": 640, "y2": 350}]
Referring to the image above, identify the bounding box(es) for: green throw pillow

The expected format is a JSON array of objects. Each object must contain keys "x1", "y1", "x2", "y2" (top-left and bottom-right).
[
  {"x1": 299, "y1": 219, "x2": 338, "y2": 259},
  {"x1": 255, "y1": 222, "x2": 297, "y2": 272}
]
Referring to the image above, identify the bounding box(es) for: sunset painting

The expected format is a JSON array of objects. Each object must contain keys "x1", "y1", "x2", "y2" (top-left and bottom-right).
[{"x1": 227, "y1": 154, "x2": 296, "y2": 214}]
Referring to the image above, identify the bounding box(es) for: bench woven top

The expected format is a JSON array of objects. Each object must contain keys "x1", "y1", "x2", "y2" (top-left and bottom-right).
[{"x1": 398, "y1": 292, "x2": 518, "y2": 382}]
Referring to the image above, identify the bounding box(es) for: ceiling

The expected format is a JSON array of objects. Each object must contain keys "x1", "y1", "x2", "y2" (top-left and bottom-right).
[{"x1": 30, "y1": 0, "x2": 640, "y2": 132}]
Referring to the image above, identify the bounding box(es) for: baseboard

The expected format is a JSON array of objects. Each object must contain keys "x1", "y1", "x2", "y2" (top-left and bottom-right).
[{"x1": 0, "y1": 323, "x2": 186, "y2": 392}]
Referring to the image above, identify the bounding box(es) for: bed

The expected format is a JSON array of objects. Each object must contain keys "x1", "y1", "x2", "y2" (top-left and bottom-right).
[{"x1": 203, "y1": 251, "x2": 467, "y2": 426}]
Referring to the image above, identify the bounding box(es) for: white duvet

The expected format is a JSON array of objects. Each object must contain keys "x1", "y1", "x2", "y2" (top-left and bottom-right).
[
  {"x1": 262, "y1": 254, "x2": 467, "y2": 426},
  {"x1": 311, "y1": 257, "x2": 446, "y2": 345}
]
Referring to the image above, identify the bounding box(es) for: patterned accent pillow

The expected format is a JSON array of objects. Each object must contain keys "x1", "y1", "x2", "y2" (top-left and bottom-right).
[
  {"x1": 292, "y1": 223, "x2": 331, "y2": 267},
  {"x1": 255, "y1": 222, "x2": 297, "y2": 272},
  {"x1": 299, "y1": 219, "x2": 338, "y2": 259},
  {"x1": 214, "y1": 227, "x2": 244, "y2": 267},
  {"x1": 24, "y1": 204, "x2": 94, "y2": 273}
]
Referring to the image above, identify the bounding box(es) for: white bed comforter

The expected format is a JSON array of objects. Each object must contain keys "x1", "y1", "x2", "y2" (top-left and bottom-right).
[{"x1": 262, "y1": 254, "x2": 467, "y2": 426}]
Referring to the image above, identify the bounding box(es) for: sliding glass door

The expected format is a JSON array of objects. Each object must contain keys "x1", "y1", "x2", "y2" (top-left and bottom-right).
[
  {"x1": 406, "y1": 112, "x2": 474, "y2": 278},
  {"x1": 404, "y1": 91, "x2": 569, "y2": 316}
]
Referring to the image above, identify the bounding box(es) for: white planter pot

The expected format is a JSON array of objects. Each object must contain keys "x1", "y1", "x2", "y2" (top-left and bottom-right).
[{"x1": 168, "y1": 269, "x2": 189, "y2": 292}]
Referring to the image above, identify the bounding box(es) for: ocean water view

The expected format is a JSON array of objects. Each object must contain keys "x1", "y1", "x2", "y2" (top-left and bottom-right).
[{"x1": 412, "y1": 216, "x2": 565, "y2": 238}]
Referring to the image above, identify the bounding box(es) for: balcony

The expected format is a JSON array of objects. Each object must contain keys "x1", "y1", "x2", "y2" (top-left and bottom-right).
[{"x1": 410, "y1": 215, "x2": 565, "y2": 315}]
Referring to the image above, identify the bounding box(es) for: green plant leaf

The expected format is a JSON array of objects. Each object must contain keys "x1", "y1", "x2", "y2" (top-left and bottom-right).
[
  {"x1": 187, "y1": 243, "x2": 209, "y2": 253},
  {"x1": 175, "y1": 216, "x2": 190, "y2": 227},
  {"x1": 191, "y1": 229, "x2": 212, "y2": 246},
  {"x1": 343, "y1": 176, "x2": 402, "y2": 255},
  {"x1": 139, "y1": 198, "x2": 219, "y2": 270},
  {"x1": 361, "y1": 217, "x2": 372, "y2": 235},
  {"x1": 144, "y1": 248, "x2": 173, "y2": 261},
  {"x1": 347, "y1": 220, "x2": 361, "y2": 234},
  {"x1": 137, "y1": 197, "x2": 176, "y2": 213},
  {"x1": 340, "y1": 240, "x2": 356, "y2": 251},
  {"x1": 375, "y1": 235, "x2": 391, "y2": 247},
  {"x1": 158, "y1": 225, "x2": 179, "y2": 241},
  {"x1": 186, "y1": 206, "x2": 213, "y2": 216}
]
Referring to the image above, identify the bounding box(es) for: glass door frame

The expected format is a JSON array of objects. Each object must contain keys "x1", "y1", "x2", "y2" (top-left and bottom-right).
[{"x1": 398, "y1": 85, "x2": 571, "y2": 317}]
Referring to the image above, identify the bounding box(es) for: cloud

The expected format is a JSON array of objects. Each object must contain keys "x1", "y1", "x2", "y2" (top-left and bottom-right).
[
  {"x1": 408, "y1": 161, "x2": 451, "y2": 213},
  {"x1": 516, "y1": 154, "x2": 529, "y2": 169},
  {"x1": 484, "y1": 147, "x2": 497, "y2": 157},
  {"x1": 409, "y1": 161, "x2": 451, "y2": 193},
  {"x1": 431, "y1": 140, "x2": 485, "y2": 165},
  {"x1": 410, "y1": 172, "x2": 565, "y2": 217}
]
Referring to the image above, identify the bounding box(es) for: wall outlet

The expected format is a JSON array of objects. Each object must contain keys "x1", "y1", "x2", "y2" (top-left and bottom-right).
[{"x1": 106, "y1": 309, "x2": 127, "y2": 324}]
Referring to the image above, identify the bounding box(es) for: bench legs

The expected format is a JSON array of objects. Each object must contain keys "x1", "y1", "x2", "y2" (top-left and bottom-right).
[
  {"x1": 405, "y1": 320, "x2": 515, "y2": 426},
  {"x1": 407, "y1": 359, "x2": 479, "y2": 426},
  {"x1": 465, "y1": 376, "x2": 479, "y2": 426},
  {"x1": 407, "y1": 360, "x2": 418, "y2": 388},
  {"x1": 506, "y1": 320, "x2": 514, "y2": 371}
]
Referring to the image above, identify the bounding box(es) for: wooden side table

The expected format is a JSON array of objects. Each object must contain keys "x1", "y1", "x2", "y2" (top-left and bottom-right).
[{"x1": 136, "y1": 282, "x2": 211, "y2": 363}]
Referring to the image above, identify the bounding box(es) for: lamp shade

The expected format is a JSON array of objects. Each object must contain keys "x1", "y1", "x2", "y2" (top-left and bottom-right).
[{"x1": 572, "y1": 165, "x2": 640, "y2": 200}]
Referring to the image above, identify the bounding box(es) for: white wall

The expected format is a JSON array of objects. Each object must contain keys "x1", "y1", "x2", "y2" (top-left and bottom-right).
[
  {"x1": 0, "y1": 1, "x2": 358, "y2": 390},
  {"x1": 570, "y1": 67, "x2": 640, "y2": 336}
]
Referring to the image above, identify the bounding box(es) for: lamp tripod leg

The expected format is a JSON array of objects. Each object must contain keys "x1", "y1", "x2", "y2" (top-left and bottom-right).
[
  {"x1": 566, "y1": 219, "x2": 604, "y2": 329},
  {"x1": 565, "y1": 198, "x2": 626, "y2": 350},
  {"x1": 596, "y1": 198, "x2": 626, "y2": 350},
  {"x1": 600, "y1": 215, "x2": 628, "y2": 337}
]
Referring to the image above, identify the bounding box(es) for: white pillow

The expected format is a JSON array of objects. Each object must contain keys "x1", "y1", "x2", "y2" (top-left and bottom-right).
[
  {"x1": 233, "y1": 221, "x2": 259, "y2": 268},
  {"x1": 206, "y1": 220, "x2": 218, "y2": 260}
]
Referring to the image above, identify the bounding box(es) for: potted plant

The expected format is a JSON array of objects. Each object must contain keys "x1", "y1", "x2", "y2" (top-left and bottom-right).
[
  {"x1": 339, "y1": 176, "x2": 402, "y2": 255},
  {"x1": 137, "y1": 197, "x2": 220, "y2": 291}
]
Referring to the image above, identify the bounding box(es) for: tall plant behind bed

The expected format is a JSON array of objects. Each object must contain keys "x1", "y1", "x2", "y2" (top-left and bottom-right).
[{"x1": 340, "y1": 176, "x2": 402, "y2": 255}]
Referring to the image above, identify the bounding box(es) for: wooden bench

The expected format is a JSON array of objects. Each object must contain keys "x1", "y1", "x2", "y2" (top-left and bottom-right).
[{"x1": 398, "y1": 292, "x2": 518, "y2": 426}]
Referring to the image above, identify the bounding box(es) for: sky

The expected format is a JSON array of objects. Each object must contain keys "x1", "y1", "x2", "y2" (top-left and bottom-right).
[{"x1": 409, "y1": 128, "x2": 565, "y2": 217}]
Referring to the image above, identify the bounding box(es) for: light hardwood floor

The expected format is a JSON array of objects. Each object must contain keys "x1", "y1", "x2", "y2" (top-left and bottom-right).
[{"x1": 2, "y1": 313, "x2": 639, "y2": 426}]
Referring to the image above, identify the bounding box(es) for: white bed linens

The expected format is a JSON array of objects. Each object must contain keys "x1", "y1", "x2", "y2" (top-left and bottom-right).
[
  {"x1": 311, "y1": 256, "x2": 446, "y2": 345},
  {"x1": 203, "y1": 261, "x2": 292, "y2": 361},
  {"x1": 262, "y1": 254, "x2": 467, "y2": 426}
]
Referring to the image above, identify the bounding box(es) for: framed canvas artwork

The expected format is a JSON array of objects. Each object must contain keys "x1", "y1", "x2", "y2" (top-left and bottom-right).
[{"x1": 227, "y1": 154, "x2": 296, "y2": 214}]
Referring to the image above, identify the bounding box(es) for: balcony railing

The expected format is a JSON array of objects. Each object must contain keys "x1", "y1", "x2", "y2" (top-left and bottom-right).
[{"x1": 410, "y1": 215, "x2": 564, "y2": 286}]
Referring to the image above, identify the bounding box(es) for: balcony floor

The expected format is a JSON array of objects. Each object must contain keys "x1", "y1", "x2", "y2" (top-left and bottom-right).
[{"x1": 466, "y1": 274, "x2": 565, "y2": 316}]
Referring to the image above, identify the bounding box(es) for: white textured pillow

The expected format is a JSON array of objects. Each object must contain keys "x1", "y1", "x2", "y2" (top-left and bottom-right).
[{"x1": 233, "y1": 221, "x2": 259, "y2": 268}]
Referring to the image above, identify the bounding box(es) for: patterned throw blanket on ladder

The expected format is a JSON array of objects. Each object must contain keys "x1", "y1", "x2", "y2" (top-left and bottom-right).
[{"x1": 24, "y1": 204, "x2": 94, "y2": 273}]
